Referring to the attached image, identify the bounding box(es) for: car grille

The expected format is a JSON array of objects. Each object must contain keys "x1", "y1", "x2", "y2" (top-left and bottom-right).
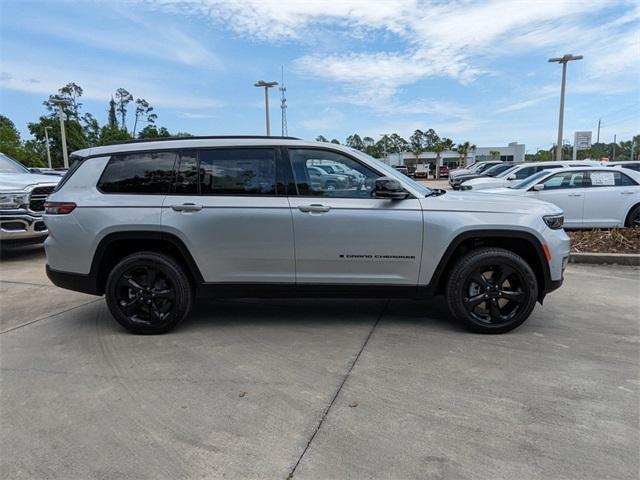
[{"x1": 29, "y1": 186, "x2": 56, "y2": 212}]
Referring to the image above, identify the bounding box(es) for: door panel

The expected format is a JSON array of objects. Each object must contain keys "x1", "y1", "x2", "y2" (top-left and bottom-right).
[
  {"x1": 162, "y1": 148, "x2": 295, "y2": 283},
  {"x1": 583, "y1": 171, "x2": 635, "y2": 227},
  {"x1": 533, "y1": 189, "x2": 585, "y2": 227},
  {"x1": 288, "y1": 197, "x2": 423, "y2": 284},
  {"x1": 162, "y1": 196, "x2": 295, "y2": 283}
]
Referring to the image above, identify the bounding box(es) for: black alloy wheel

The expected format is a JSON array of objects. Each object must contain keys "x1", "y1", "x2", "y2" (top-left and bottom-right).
[
  {"x1": 626, "y1": 205, "x2": 640, "y2": 228},
  {"x1": 446, "y1": 248, "x2": 538, "y2": 334},
  {"x1": 105, "y1": 252, "x2": 193, "y2": 334}
]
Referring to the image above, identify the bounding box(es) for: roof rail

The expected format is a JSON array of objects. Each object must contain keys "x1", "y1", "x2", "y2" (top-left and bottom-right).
[{"x1": 105, "y1": 135, "x2": 302, "y2": 146}]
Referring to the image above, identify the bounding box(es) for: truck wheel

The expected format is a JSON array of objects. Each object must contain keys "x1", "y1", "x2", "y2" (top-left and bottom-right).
[
  {"x1": 445, "y1": 248, "x2": 538, "y2": 334},
  {"x1": 105, "y1": 252, "x2": 193, "y2": 334}
]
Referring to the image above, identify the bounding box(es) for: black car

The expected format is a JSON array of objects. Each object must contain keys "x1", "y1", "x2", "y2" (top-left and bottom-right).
[{"x1": 450, "y1": 162, "x2": 518, "y2": 190}]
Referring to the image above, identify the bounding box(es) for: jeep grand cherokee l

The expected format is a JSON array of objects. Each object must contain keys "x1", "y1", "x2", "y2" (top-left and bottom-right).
[{"x1": 44, "y1": 136, "x2": 570, "y2": 334}]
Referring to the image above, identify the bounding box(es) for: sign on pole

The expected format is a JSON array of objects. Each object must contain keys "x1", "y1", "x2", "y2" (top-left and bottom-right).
[{"x1": 573, "y1": 131, "x2": 592, "y2": 160}]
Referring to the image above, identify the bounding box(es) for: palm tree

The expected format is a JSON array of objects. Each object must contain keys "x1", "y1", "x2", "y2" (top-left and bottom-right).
[
  {"x1": 456, "y1": 141, "x2": 476, "y2": 167},
  {"x1": 432, "y1": 141, "x2": 447, "y2": 180},
  {"x1": 490, "y1": 150, "x2": 500, "y2": 161}
]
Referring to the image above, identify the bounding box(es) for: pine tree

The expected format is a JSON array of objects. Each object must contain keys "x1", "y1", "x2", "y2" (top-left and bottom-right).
[{"x1": 108, "y1": 97, "x2": 117, "y2": 129}]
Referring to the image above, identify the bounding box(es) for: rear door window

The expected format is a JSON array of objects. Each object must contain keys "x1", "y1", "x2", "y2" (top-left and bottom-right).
[
  {"x1": 199, "y1": 148, "x2": 277, "y2": 195},
  {"x1": 98, "y1": 151, "x2": 177, "y2": 194}
]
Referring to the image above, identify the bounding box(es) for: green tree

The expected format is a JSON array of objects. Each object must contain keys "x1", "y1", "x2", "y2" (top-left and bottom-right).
[
  {"x1": 0, "y1": 114, "x2": 24, "y2": 161},
  {"x1": 330, "y1": 138, "x2": 340, "y2": 144},
  {"x1": 432, "y1": 139, "x2": 452, "y2": 179},
  {"x1": 345, "y1": 134, "x2": 364, "y2": 151},
  {"x1": 456, "y1": 141, "x2": 475, "y2": 167},
  {"x1": 315, "y1": 135, "x2": 328, "y2": 142},
  {"x1": 99, "y1": 124, "x2": 131, "y2": 144},
  {"x1": 489, "y1": 150, "x2": 500, "y2": 160},
  {"x1": 43, "y1": 82, "x2": 84, "y2": 120},
  {"x1": 108, "y1": 97, "x2": 118, "y2": 129},
  {"x1": 81, "y1": 113, "x2": 100, "y2": 146},
  {"x1": 409, "y1": 129, "x2": 425, "y2": 167},
  {"x1": 132, "y1": 98, "x2": 156, "y2": 137},
  {"x1": 138, "y1": 125, "x2": 171, "y2": 139},
  {"x1": 28, "y1": 116, "x2": 87, "y2": 167},
  {"x1": 114, "y1": 88, "x2": 133, "y2": 132}
]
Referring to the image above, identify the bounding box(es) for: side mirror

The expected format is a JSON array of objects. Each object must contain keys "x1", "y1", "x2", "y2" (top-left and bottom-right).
[
  {"x1": 372, "y1": 177, "x2": 409, "y2": 200},
  {"x1": 507, "y1": 174, "x2": 516, "y2": 181},
  {"x1": 532, "y1": 183, "x2": 545, "y2": 191}
]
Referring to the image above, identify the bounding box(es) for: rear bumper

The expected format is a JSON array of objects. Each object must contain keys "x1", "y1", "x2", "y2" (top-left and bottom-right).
[{"x1": 46, "y1": 264, "x2": 101, "y2": 296}]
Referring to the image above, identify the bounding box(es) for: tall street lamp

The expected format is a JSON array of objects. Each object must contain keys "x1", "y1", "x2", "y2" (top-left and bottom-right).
[
  {"x1": 43, "y1": 126, "x2": 52, "y2": 169},
  {"x1": 50, "y1": 97, "x2": 70, "y2": 168},
  {"x1": 549, "y1": 54, "x2": 583, "y2": 161},
  {"x1": 254, "y1": 80, "x2": 278, "y2": 136}
]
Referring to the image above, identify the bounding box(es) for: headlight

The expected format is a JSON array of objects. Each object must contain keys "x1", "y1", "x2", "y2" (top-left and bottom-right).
[
  {"x1": 460, "y1": 185, "x2": 472, "y2": 191},
  {"x1": 0, "y1": 192, "x2": 28, "y2": 209},
  {"x1": 543, "y1": 214, "x2": 564, "y2": 229}
]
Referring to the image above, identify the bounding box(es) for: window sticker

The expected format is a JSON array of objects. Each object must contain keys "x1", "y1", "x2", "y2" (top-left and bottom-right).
[{"x1": 591, "y1": 172, "x2": 615, "y2": 186}]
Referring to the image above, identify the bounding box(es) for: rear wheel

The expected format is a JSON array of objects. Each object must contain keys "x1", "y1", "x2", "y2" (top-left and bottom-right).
[
  {"x1": 445, "y1": 248, "x2": 538, "y2": 334},
  {"x1": 105, "y1": 252, "x2": 193, "y2": 334},
  {"x1": 625, "y1": 204, "x2": 640, "y2": 228}
]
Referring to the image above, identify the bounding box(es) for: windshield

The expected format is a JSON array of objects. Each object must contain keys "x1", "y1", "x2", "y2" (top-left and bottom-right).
[
  {"x1": 0, "y1": 153, "x2": 30, "y2": 174},
  {"x1": 509, "y1": 170, "x2": 549, "y2": 189},
  {"x1": 352, "y1": 149, "x2": 432, "y2": 196},
  {"x1": 496, "y1": 165, "x2": 519, "y2": 178},
  {"x1": 485, "y1": 163, "x2": 512, "y2": 175}
]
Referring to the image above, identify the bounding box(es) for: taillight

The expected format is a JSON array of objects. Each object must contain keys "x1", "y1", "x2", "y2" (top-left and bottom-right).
[{"x1": 44, "y1": 202, "x2": 76, "y2": 214}]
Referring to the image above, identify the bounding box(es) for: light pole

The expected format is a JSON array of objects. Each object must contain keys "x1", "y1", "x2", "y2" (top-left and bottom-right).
[
  {"x1": 43, "y1": 126, "x2": 52, "y2": 169},
  {"x1": 549, "y1": 54, "x2": 583, "y2": 161},
  {"x1": 50, "y1": 97, "x2": 70, "y2": 168},
  {"x1": 254, "y1": 80, "x2": 278, "y2": 136}
]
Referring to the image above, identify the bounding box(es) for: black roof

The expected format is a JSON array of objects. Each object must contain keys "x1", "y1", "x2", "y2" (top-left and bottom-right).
[{"x1": 105, "y1": 135, "x2": 302, "y2": 146}]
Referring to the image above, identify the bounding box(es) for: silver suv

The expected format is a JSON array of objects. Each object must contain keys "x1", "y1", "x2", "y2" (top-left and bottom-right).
[{"x1": 44, "y1": 137, "x2": 570, "y2": 334}]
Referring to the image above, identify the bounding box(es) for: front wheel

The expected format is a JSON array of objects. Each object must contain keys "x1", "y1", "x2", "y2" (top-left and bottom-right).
[
  {"x1": 445, "y1": 248, "x2": 538, "y2": 334},
  {"x1": 625, "y1": 204, "x2": 640, "y2": 228},
  {"x1": 105, "y1": 252, "x2": 193, "y2": 334}
]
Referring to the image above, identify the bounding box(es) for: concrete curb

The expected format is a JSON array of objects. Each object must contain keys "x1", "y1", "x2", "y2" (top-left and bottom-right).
[{"x1": 569, "y1": 252, "x2": 640, "y2": 266}]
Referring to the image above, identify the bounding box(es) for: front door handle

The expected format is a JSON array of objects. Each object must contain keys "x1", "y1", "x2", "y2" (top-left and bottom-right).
[
  {"x1": 298, "y1": 204, "x2": 331, "y2": 213},
  {"x1": 171, "y1": 203, "x2": 202, "y2": 212},
  {"x1": 620, "y1": 191, "x2": 634, "y2": 195},
  {"x1": 568, "y1": 193, "x2": 582, "y2": 197}
]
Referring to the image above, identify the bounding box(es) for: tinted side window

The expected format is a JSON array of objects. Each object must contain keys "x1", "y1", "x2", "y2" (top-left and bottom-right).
[
  {"x1": 98, "y1": 152, "x2": 176, "y2": 194},
  {"x1": 542, "y1": 171, "x2": 584, "y2": 190},
  {"x1": 514, "y1": 166, "x2": 536, "y2": 179},
  {"x1": 288, "y1": 149, "x2": 379, "y2": 198},
  {"x1": 199, "y1": 149, "x2": 276, "y2": 195},
  {"x1": 173, "y1": 150, "x2": 199, "y2": 194}
]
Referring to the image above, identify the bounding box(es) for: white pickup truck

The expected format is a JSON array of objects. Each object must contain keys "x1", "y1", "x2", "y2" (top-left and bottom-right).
[{"x1": 0, "y1": 153, "x2": 60, "y2": 246}]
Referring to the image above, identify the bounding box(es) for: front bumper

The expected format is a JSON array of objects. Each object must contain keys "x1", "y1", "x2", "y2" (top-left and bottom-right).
[{"x1": 0, "y1": 211, "x2": 48, "y2": 242}]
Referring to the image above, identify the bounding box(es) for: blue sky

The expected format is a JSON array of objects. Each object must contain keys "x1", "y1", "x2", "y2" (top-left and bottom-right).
[{"x1": 1, "y1": 0, "x2": 638, "y2": 152}]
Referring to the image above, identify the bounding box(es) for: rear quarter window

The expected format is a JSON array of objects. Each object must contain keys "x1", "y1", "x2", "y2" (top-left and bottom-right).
[{"x1": 98, "y1": 151, "x2": 177, "y2": 194}]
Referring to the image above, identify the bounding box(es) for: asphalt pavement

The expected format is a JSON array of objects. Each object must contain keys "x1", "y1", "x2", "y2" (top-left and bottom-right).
[{"x1": 1, "y1": 245, "x2": 638, "y2": 479}]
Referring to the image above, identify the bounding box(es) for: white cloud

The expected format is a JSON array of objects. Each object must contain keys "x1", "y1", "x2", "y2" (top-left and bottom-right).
[{"x1": 144, "y1": 0, "x2": 638, "y2": 104}]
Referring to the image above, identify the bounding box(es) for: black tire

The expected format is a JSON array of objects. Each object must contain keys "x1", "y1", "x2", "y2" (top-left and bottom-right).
[
  {"x1": 445, "y1": 247, "x2": 538, "y2": 334},
  {"x1": 105, "y1": 252, "x2": 193, "y2": 334},
  {"x1": 625, "y1": 204, "x2": 640, "y2": 228}
]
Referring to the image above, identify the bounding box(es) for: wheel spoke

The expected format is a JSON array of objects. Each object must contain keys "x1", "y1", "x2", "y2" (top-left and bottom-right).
[
  {"x1": 464, "y1": 293, "x2": 486, "y2": 311},
  {"x1": 118, "y1": 275, "x2": 144, "y2": 292},
  {"x1": 150, "y1": 301, "x2": 165, "y2": 323},
  {"x1": 470, "y1": 271, "x2": 491, "y2": 289},
  {"x1": 494, "y1": 265, "x2": 515, "y2": 287},
  {"x1": 122, "y1": 296, "x2": 143, "y2": 316},
  {"x1": 488, "y1": 299, "x2": 502, "y2": 323},
  {"x1": 501, "y1": 289, "x2": 525, "y2": 303},
  {"x1": 153, "y1": 288, "x2": 174, "y2": 300}
]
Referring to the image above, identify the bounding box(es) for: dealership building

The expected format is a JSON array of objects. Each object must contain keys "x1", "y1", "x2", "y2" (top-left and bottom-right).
[{"x1": 387, "y1": 142, "x2": 525, "y2": 167}]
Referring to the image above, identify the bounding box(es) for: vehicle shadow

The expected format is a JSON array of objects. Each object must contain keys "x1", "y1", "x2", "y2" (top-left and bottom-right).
[{"x1": 0, "y1": 243, "x2": 46, "y2": 263}]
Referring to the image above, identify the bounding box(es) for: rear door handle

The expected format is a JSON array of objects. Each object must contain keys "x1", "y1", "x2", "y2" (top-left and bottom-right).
[
  {"x1": 620, "y1": 191, "x2": 634, "y2": 195},
  {"x1": 171, "y1": 203, "x2": 202, "y2": 212},
  {"x1": 298, "y1": 204, "x2": 331, "y2": 213},
  {"x1": 568, "y1": 193, "x2": 582, "y2": 197}
]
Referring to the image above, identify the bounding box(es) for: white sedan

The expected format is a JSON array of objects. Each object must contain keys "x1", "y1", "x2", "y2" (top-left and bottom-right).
[{"x1": 481, "y1": 167, "x2": 640, "y2": 228}]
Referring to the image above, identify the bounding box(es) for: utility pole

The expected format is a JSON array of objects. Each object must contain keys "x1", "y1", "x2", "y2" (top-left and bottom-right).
[
  {"x1": 254, "y1": 80, "x2": 278, "y2": 136},
  {"x1": 279, "y1": 66, "x2": 288, "y2": 137},
  {"x1": 43, "y1": 126, "x2": 52, "y2": 169},
  {"x1": 549, "y1": 54, "x2": 583, "y2": 161},
  {"x1": 612, "y1": 134, "x2": 617, "y2": 161},
  {"x1": 596, "y1": 119, "x2": 601, "y2": 143},
  {"x1": 50, "y1": 97, "x2": 70, "y2": 168}
]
